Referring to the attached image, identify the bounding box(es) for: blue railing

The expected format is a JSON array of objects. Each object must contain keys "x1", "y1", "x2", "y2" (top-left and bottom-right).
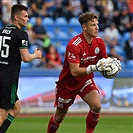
[{"x1": 20, "y1": 68, "x2": 133, "y2": 77}]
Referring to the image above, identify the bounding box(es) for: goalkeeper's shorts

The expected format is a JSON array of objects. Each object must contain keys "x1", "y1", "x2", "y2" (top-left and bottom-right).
[{"x1": 54, "y1": 79, "x2": 99, "y2": 110}]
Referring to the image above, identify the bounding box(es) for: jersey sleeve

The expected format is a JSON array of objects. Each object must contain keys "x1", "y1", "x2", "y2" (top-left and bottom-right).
[
  {"x1": 19, "y1": 31, "x2": 28, "y2": 49},
  {"x1": 66, "y1": 42, "x2": 80, "y2": 63}
]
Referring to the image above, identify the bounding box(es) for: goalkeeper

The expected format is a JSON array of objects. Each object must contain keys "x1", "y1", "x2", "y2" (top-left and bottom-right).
[{"x1": 47, "y1": 12, "x2": 121, "y2": 133}]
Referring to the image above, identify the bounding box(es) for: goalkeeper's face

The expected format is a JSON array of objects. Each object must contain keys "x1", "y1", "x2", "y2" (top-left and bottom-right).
[{"x1": 83, "y1": 18, "x2": 99, "y2": 37}]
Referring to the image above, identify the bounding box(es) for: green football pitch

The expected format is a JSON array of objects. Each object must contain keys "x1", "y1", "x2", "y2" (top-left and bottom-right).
[{"x1": 7, "y1": 115, "x2": 132, "y2": 133}]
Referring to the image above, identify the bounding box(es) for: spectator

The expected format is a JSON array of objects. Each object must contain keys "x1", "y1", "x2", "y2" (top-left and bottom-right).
[
  {"x1": 26, "y1": 21, "x2": 44, "y2": 68},
  {"x1": 109, "y1": 38, "x2": 125, "y2": 61},
  {"x1": 1, "y1": 1, "x2": 12, "y2": 26},
  {"x1": 45, "y1": 45, "x2": 62, "y2": 69},
  {"x1": 42, "y1": 0, "x2": 57, "y2": 19},
  {"x1": 98, "y1": 6, "x2": 113, "y2": 31},
  {"x1": 32, "y1": 16, "x2": 50, "y2": 54},
  {"x1": 17, "y1": 0, "x2": 28, "y2": 6},
  {"x1": 124, "y1": 31, "x2": 133, "y2": 60},
  {"x1": 80, "y1": 0, "x2": 89, "y2": 13},
  {"x1": 26, "y1": 23, "x2": 36, "y2": 47},
  {"x1": 113, "y1": 0, "x2": 128, "y2": 11},
  {"x1": 54, "y1": 0, "x2": 65, "y2": 18},
  {"x1": 68, "y1": 0, "x2": 83, "y2": 17},
  {"x1": 0, "y1": 1, "x2": 2, "y2": 21},
  {"x1": 62, "y1": 0, "x2": 82, "y2": 21},
  {"x1": 105, "y1": 0, "x2": 114, "y2": 14},
  {"x1": 113, "y1": 6, "x2": 133, "y2": 34},
  {"x1": 95, "y1": 0, "x2": 104, "y2": 16},
  {"x1": 126, "y1": 0, "x2": 133, "y2": 32},
  {"x1": 28, "y1": 0, "x2": 45, "y2": 17},
  {"x1": 104, "y1": 22, "x2": 119, "y2": 46}
]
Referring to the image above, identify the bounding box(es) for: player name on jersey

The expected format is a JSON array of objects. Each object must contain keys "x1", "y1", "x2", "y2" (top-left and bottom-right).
[{"x1": 2, "y1": 29, "x2": 12, "y2": 34}]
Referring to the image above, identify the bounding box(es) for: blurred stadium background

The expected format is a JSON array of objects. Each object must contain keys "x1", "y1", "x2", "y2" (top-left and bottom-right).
[{"x1": 0, "y1": 0, "x2": 133, "y2": 128}]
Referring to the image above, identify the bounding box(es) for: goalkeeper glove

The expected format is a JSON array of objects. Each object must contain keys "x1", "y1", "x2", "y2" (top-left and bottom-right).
[
  {"x1": 86, "y1": 58, "x2": 112, "y2": 74},
  {"x1": 112, "y1": 58, "x2": 122, "y2": 70}
]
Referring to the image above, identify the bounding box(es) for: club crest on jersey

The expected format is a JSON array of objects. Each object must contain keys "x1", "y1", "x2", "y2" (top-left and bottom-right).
[
  {"x1": 95, "y1": 47, "x2": 100, "y2": 54},
  {"x1": 22, "y1": 40, "x2": 28, "y2": 46}
]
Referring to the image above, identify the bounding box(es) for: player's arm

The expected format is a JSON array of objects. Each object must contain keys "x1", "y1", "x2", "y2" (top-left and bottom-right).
[
  {"x1": 20, "y1": 48, "x2": 42, "y2": 62},
  {"x1": 69, "y1": 58, "x2": 113, "y2": 77},
  {"x1": 69, "y1": 62, "x2": 87, "y2": 77},
  {"x1": 19, "y1": 31, "x2": 42, "y2": 62}
]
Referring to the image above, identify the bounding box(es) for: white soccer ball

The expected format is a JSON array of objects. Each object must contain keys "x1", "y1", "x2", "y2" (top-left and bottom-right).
[{"x1": 100, "y1": 61, "x2": 121, "y2": 79}]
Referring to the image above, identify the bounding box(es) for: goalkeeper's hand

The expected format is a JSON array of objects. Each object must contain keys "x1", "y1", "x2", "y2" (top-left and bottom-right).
[
  {"x1": 105, "y1": 57, "x2": 122, "y2": 70},
  {"x1": 95, "y1": 58, "x2": 112, "y2": 71},
  {"x1": 112, "y1": 57, "x2": 122, "y2": 70},
  {"x1": 86, "y1": 58, "x2": 112, "y2": 74}
]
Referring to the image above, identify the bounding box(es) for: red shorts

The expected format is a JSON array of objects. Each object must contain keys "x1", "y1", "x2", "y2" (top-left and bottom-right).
[{"x1": 55, "y1": 79, "x2": 99, "y2": 109}]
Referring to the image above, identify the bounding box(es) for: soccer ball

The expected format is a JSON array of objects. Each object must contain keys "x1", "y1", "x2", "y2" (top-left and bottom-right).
[{"x1": 100, "y1": 61, "x2": 121, "y2": 79}]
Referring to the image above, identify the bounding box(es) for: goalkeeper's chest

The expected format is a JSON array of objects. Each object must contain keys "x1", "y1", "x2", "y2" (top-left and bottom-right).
[{"x1": 80, "y1": 46, "x2": 100, "y2": 63}]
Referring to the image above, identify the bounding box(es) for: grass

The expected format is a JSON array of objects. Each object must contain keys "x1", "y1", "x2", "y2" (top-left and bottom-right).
[{"x1": 7, "y1": 115, "x2": 133, "y2": 133}]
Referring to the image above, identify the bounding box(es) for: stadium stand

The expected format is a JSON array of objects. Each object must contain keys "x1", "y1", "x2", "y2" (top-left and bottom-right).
[
  {"x1": 42, "y1": 17, "x2": 56, "y2": 34},
  {"x1": 28, "y1": 17, "x2": 36, "y2": 26},
  {"x1": 20, "y1": 16, "x2": 133, "y2": 70},
  {"x1": 0, "y1": 0, "x2": 132, "y2": 70},
  {"x1": 69, "y1": 17, "x2": 82, "y2": 34},
  {"x1": 54, "y1": 17, "x2": 69, "y2": 33}
]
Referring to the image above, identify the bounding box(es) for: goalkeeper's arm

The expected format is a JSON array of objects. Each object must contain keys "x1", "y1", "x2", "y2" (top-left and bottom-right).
[
  {"x1": 69, "y1": 58, "x2": 112, "y2": 77},
  {"x1": 86, "y1": 58, "x2": 112, "y2": 74}
]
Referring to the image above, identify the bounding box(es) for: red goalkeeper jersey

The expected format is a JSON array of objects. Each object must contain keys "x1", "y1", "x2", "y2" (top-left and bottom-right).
[{"x1": 56, "y1": 33, "x2": 108, "y2": 91}]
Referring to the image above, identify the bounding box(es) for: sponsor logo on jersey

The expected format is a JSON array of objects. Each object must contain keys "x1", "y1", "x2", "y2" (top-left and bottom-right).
[
  {"x1": 22, "y1": 40, "x2": 28, "y2": 46},
  {"x1": 95, "y1": 47, "x2": 100, "y2": 54},
  {"x1": 68, "y1": 52, "x2": 76, "y2": 60},
  {"x1": 72, "y1": 37, "x2": 82, "y2": 46},
  {"x1": 81, "y1": 55, "x2": 96, "y2": 63}
]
